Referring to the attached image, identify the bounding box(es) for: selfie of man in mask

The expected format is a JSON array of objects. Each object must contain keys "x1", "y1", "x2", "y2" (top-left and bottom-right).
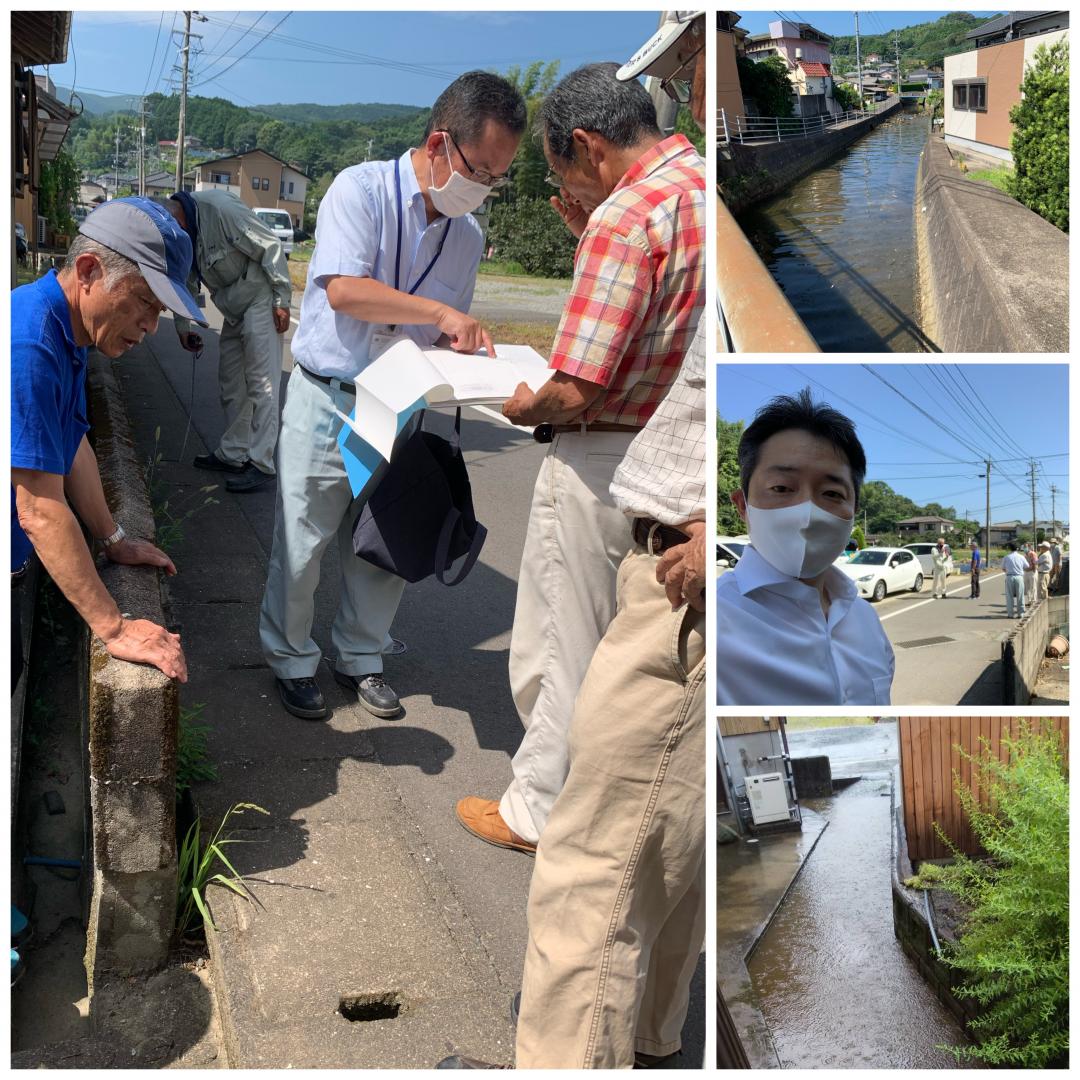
[{"x1": 715, "y1": 388, "x2": 895, "y2": 706}]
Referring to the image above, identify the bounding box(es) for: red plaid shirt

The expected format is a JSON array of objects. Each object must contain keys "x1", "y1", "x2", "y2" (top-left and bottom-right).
[{"x1": 550, "y1": 134, "x2": 705, "y2": 427}]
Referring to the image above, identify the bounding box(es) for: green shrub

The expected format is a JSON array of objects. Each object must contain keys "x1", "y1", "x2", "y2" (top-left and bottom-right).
[
  {"x1": 736, "y1": 56, "x2": 794, "y2": 118},
  {"x1": 177, "y1": 703, "x2": 217, "y2": 796},
  {"x1": 1007, "y1": 41, "x2": 1069, "y2": 231},
  {"x1": 487, "y1": 197, "x2": 577, "y2": 279},
  {"x1": 933, "y1": 722, "x2": 1069, "y2": 1067}
]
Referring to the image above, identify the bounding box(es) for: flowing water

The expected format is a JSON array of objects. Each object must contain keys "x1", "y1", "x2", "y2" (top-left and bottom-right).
[
  {"x1": 738, "y1": 109, "x2": 935, "y2": 353},
  {"x1": 747, "y1": 776, "x2": 969, "y2": 1068}
]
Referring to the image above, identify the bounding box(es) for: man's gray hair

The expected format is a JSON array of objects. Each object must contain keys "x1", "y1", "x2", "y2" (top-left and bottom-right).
[
  {"x1": 537, "y1": 62, "x2": 661, "y2": 164},
  {"x1": 63, "y1": 234, "x2": 141, "y2": 289}
]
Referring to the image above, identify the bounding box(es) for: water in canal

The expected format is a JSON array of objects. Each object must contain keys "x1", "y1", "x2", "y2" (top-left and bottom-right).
[
  {"x1": 747, "y1": 775, "x2": 968, "y2": 1068},
  {"x1": 738, "y1": 109, "x2": 935, "y2": 352}
]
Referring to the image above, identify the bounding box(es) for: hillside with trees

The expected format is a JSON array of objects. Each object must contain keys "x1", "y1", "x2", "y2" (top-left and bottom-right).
[
  {"x1": 255, "y1": 102, "x2": 425, "y2": 125},
  {"x1": 829, "y1": 12, "x2": 999, "y2": 72}
]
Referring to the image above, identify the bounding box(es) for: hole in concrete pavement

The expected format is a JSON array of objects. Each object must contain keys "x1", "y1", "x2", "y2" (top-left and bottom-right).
[{"x1": 338, "y1": 993, "x2": 408, "y2": 1022}]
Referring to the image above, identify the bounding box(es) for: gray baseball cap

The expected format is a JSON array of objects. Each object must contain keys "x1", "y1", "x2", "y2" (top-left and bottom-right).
[{"x1": 78, "y1": 196, "x2": 208, "y2": 326}]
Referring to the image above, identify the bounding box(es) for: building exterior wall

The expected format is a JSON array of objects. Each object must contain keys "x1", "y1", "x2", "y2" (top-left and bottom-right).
[
  {"x1": 718, "y1": 28, "x2": 746, "y2": 119},
  {"x1": 943, "y1": 48, "x2": 978, "y2": 144}
]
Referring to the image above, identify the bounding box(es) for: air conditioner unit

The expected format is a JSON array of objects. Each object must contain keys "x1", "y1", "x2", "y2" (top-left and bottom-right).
[
  {"x1": 746, "y1": 773, "x2": 791, "y2": 825},
  {"x1": 36, "y1": 215, "x2": 47, "y2": 246}
]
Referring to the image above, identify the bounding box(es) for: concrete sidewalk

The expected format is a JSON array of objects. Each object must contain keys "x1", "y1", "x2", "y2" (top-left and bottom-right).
[{"x1": 109, "y1": 312, "x2": 703, "y2": 1067}]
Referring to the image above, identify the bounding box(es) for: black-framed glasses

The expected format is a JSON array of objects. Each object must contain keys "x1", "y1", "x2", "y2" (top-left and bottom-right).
[
  {"x1": 659, "y1": 39, "x2": 705, "y2": 104},
  {"x1": 438, "y1": 129, "x2": 511, "y2": 189}
]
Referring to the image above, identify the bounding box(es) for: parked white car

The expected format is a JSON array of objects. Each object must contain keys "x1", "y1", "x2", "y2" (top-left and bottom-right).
[
  {"x1": 716, "y1": 535, "x2": 749, "y2": 576},
  {"x1": 838, "y1": 547, "x2": 923, "y2": 601},
  {"x1": 252, "y1": 207, "x2": 294, "y2": 257},
  {"x1": 903, "y1": 542, "x2": 955, "y2": 578}
]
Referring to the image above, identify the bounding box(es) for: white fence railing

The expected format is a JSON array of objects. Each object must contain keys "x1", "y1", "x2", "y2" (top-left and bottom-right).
[{"x1": 718, "y1": 99, "x2": 894, "y2": 146}]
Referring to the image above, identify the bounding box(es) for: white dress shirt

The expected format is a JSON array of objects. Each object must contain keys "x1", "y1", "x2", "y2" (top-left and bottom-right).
[
  {"x1": 291, "y1": 150, "x2": 483, "y2": 380},
  {"x1": 715, "y1": 546, "x2": 896, "y2": 706}
]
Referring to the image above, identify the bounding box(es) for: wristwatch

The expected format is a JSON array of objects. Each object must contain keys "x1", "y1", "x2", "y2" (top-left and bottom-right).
[{"x1": 100, "y1": 524, "x2": 126, "y2": 549}]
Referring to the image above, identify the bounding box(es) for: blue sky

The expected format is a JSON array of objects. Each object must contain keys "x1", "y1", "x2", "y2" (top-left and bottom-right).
[
  {"x1": 717, "y1": 364, "x2": 1069, "y2": 524},
  {"x1": 42, "y1": 10, "x2": 660, "y2": 108},
  {"x1": 733, "y1": 10, "x2": 999, "y2": 39}
]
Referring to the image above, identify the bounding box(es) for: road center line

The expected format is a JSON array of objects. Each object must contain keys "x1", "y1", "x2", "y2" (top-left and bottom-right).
[
  {"x1": 878, "y1": 573, "x2": 1005, "y2": 622},
  {"x1": 468, "y1": 404, "x2": 515, "y2": 426}
]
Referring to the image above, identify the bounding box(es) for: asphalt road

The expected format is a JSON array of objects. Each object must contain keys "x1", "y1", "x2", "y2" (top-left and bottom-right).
[
  {"x1": 787, "y1": 723, "x2": 899, "y2": 777},
  {"x1": 150, "y1": 298, "x2": 704, "y2": 1064},
  {"x1": 870, "y1": 570, "x2": 1011, "y2": 705}
]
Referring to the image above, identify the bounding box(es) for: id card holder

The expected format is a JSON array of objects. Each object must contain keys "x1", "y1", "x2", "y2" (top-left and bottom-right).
[{"x1": 370, "y1": 328, "x2": 399, "y2": 359}]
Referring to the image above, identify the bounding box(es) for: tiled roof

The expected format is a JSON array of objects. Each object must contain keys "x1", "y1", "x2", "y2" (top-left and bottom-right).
[{"x1": 798, "y1": 60, "x2": 831, "y2": 76}]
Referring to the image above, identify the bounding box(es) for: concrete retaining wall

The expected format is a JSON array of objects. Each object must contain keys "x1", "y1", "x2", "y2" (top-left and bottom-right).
[
  {"x1": 914, "y1": 135, "x2": 1068, "y2": 352},
  {"x1": 83, "y1": 355, "x2": 178, "y2": 995},
  {"x1": 1000, "y1": 596, "x2": 1050, "y2": 705},
  {"x1": 719, "y1": 98, "x2": 902, "y2": 213}
]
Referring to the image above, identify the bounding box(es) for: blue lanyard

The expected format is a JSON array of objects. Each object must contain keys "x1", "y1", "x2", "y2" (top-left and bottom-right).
[{"x1": 394, "y1": 157, "x2": 451, "y2": 297}]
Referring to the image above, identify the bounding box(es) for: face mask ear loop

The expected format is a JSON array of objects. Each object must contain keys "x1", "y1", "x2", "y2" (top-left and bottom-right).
[{"x1": 647, "y1": 520, "x2": 663, "y2": 556}]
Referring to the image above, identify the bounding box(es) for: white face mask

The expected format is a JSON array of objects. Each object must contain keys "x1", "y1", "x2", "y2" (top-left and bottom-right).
[
  {"x1": 428, "y1": 142, "x2": 492, "y2": 218},
  {"x1": 746, "y1": 499, "x2": 854, "y2": 580}
]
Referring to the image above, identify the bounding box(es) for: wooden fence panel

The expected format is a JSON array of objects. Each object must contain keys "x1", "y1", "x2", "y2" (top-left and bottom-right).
[
  {"x1": 719, "y1": 717, "x2": 781, "y2": 736},
  {"x1": 897, "y1": 717, "x2": 1068, "y2": 861}
]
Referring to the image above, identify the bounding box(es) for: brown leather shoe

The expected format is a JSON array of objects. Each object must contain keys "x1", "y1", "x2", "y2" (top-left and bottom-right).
[{"x1": 455, "y1": 797, "x2": 537, "y2": 856}]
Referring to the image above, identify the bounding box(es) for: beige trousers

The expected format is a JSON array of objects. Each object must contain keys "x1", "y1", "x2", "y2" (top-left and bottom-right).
[
  {"x1": 1039, "y1": 571, "x2": 1051, "y2": 601},
  {"x1": 216, "y1": 291, "x2": 283, "y2": 474},
  {"x1": 516, "y1": 548, "x2": 706, "y2": 1068},
  {"x1": 500, "y1": 430, "x2": 635, "y2": 843}
]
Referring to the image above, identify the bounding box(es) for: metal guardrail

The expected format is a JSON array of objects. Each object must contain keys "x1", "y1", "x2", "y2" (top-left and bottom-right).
[
  {"x1": 718, "y1": 99, "x2": 891, "y2": 146},
  {"x1": 716, "y1": 196, "x2": 819, "y2": 353}
]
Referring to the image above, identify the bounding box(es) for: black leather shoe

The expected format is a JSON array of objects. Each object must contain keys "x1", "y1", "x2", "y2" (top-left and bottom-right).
[
  {"x1": 635, "y1": 1050, "x2": 683, "y2": 1069},
  {"x1": 276, "y1": 677, "x2": 327, "y2": 720},
  {"x1": 226, "y1": 463, "x2": 276, "y2": 493},
  {"x1": 436, "y1": 1057, "x2": 506, "y2": 1070},
  {"x1": 334, "y1": 670, "x2": 401, "y2": 718},
  {"x1": 193, "y1": 451, "x2": 246, "y2": 473}
]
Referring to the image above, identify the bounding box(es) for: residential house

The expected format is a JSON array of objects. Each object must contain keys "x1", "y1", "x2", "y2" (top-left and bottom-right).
[
  {"x1": 717, "y1": 718, "x2": 800, "y2": 836},
  {"x1": 79, "y1": 179, "x2": 108, "y2": 207},
  {"x1": 944, "y1": 10, "x2": 1069, "y2": 161},
  {"x1": 717, "y1": 11, "x2": 748, "y2": 123},
  {"x1": 988, "y1": 518, "x2": 1069, "y2": 545},
  {"x1": 143, "y1": 171, "x2": 178, "y2": 198},
  {"x1": 896, "y1": 515, "x2": 955, "y2": 536},
  {"x1": 187, "y1": 149, "x2": 310, "y2": 228},
  {"x1": 744, "y1": 19, "x2": 840, "y2": 117},
  {"x1": 12, "y1": 13, "x2": 77, "y2": 255}
]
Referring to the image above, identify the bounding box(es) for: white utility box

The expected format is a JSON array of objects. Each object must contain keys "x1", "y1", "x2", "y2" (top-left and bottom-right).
[{"x1": 746, "y1": 772, "x2": 791, "y2": 825}]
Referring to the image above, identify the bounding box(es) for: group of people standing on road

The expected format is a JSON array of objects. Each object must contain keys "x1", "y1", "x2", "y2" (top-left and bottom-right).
[
  {"x1": 1001, "y1": 536, "x2": 1063, "y2": 619},
  {"x1": 11, "y1": 11, "x2": 707, "y2": 1070}
]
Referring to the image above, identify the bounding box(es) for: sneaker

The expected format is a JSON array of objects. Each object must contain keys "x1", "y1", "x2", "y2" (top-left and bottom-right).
[
  {"x1": 226, "y1": 463, "x2": 276, "y2": 494},
  {"x1": 276, "y1": 677, "x2": 328, "y2": 720},
  {"x1": 11, "y1": 948, "x2": 24, "y2": 987},
  {"x1": 11, "y1": 906, "x2": 31, "y2": 949},
  {"x1": 334, "y1": 670, "x2": 401, "y2": 718},
  {"x1": 193, "y1": 451, "x2": 246, "y2": 474}
]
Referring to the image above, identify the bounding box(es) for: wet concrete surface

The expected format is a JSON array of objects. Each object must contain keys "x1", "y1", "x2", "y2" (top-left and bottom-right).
[
  {"x1": 786, "y1": 722, "x2": 898, "y2": 778},
  {"x1": 747, "y1": 777, "x2": 968, "y2": 1068}
]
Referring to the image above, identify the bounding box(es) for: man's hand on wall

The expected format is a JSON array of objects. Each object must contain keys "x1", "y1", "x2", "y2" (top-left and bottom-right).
[
  {"x1": 106, "y1": 537, "x2": 178, "y2": 576},
  {"x1": 100, "y1": 617, "x2": 188, "y2": 683}
]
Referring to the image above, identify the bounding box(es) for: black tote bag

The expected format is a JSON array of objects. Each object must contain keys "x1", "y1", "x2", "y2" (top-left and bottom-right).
[{"x1": 351, "y1": 409, "x2": 487, "y2": 586}]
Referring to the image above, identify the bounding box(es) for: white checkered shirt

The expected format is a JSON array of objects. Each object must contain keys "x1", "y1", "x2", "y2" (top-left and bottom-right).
[{"x1": 609, "y1": 319, "x2": 705, "y2": 525}]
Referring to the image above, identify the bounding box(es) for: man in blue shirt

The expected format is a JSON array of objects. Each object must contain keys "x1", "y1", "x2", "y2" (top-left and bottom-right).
[
  {"x1": 259, "y1": 71, "x2": 525, "y2": 720},
  {"x1": 12, "y1": 197, "x2": 208, "y2": 687},
  {"x1": 969, "y1": 539, "x2": 981, "y2": 598}
]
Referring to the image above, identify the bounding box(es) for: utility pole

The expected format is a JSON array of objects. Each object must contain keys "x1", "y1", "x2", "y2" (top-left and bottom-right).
[
  {"x1": 854, "y1": 12, "x2": 863, "y2": 107},
  {"x1": 365, "y1": 137, "x2": 374, "y2": 163},
  {"x1": 1051, "y1": 484, "x2": 1059, "y2": 539},
  {"x1": 113, "y1": 124, "x2": 122, "y2": 197},
  {"x1": 983, "y1": 459, "x2": 992, "y2": 553},
  {"x1": 175, "y1": 12, "x2": 192, "y2": 193},
  {"x1": 894, "y1": 31, "x2": 901, "y2": 94},
  {"x1": 138, "y1": 98, "x2": 147, "y2": 196},
  {"x1": 1029, "y1": 459, "x2": 1038, "y2": 543}
]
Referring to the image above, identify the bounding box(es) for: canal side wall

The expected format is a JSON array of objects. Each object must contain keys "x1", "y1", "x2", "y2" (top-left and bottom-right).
[
  {"x1": 719, "y1": 98, "x2": 902, "y2": 214},
  {"x1": 914, "y1": 135, "x2": 1069, "y2": 353}
]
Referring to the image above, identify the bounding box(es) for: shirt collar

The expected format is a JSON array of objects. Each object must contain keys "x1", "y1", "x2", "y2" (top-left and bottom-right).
[
  {"x1": 399, "y1": 148, "x2": 424, "y2": 208},
  {"x1": 733, "y1": 545, "x2": 859, "y2": 604},
  {"x1": 613, "y1": 133, "x2": 697, "y2": 195},
  {"x1": 42, "y1": 269, "x2": 86, "y2": 364}
]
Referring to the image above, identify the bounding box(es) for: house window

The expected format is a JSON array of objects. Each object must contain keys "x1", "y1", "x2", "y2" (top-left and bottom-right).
[
  {"x1": 952, "y1": 79, "x2": 987, "y2": 112},
  {"x1": 288, "y1": 181, "x2": 294, "y2": 195},
  {"x1": 252, "y1": 176, "x2": 261, "y2": 190},
  {"x1": 210, "y1": 171, "x2": 230, "y2": 185},
  {"x1": 261, "y1": 178, "x2": 270, "y2": 191}
]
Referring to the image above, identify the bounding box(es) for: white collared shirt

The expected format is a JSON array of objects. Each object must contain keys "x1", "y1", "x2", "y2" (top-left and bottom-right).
[
  {"x1": 291, "y1": 149, "x2": 483, "y2": 381},
  {"x1": 715, "y1": 546, "x2": 896, "y2": 706}
]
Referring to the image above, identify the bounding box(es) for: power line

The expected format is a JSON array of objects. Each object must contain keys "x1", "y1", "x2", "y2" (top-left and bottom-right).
[
  {"x1": 190, "y1": 11, "x2": 289, "y2": 87},
  {"x1": 192, "y1": 11, "x2": 267, "y2": 88},
  {"x1": 141, "y1": 12, "x2": 166, "y2": 100}
]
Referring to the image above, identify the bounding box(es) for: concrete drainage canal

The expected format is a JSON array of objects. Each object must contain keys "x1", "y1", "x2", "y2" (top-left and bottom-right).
[{"x1": 745, "y1": 774, "x2": 968, "y2": 1068}]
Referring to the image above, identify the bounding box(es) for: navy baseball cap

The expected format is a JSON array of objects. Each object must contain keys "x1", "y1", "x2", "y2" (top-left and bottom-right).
[{"x1": 78, "y1": 196, "x2": 208, "y2": 327}]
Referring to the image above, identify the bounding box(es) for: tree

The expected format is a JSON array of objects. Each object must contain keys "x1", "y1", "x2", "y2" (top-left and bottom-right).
[
  {"x1": 674, "y1": 106, "x2": 704, "y2": 154},
  {"x1": 737, "y1": 56, "x2": 794, "y2": 118},
  {"x1": 39, "y1": 150, "x2": 81, "y2": 235},
  {"x1": 1007, "y1": 41, "x2": 1069, "y2": 232},
  {"x1": 850, "y1": 523, "x2": 866, "y2": 550},
  {"x1": 833, "y1": 82, "x2": 862, "y2": 112},
  {"x1": 716, "y1": 416, "x2": 745, "y2": 536},
  {"x1": 487, "y1": 196, "x2": 577, "y2": 278}
]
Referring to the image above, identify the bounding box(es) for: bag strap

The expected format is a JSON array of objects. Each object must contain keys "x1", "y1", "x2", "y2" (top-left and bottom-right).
[{"x1": 434, "y1": 508, "x2": 487, "y2": 586}]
